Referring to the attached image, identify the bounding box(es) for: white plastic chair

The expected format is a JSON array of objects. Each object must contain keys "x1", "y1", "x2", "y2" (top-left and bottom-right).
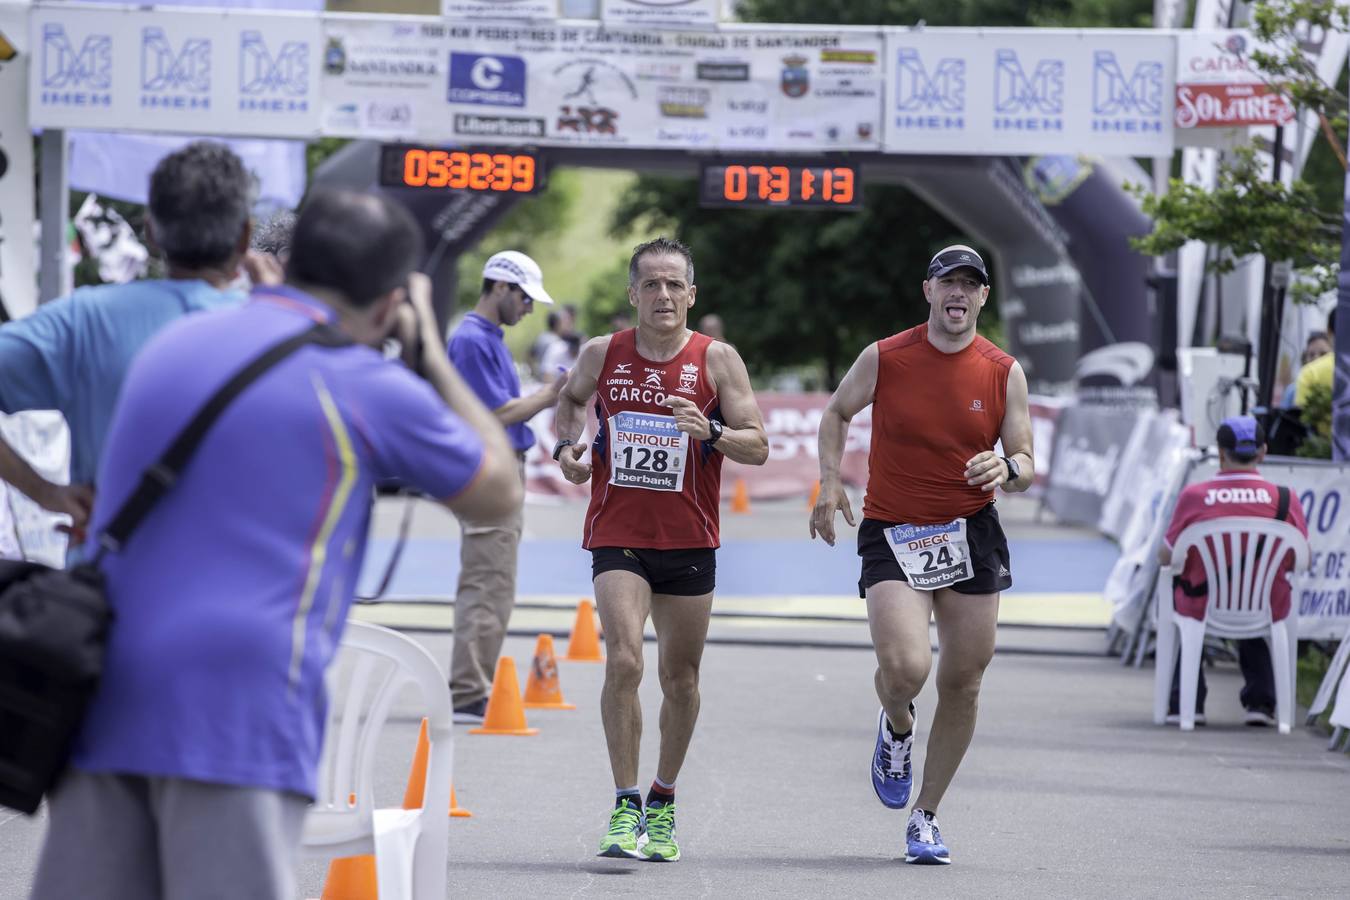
[
  {"x1": 301, "y1": 621, "x2": 452, "y2": 899},
  {"x1": 1152, "y1": 517, "x2": 1309, "y2": 734}
]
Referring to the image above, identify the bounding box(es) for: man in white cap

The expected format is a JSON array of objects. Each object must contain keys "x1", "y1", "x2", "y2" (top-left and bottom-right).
[{"x1": 447, "y1": 250, "x2": 566, "y2": 723}]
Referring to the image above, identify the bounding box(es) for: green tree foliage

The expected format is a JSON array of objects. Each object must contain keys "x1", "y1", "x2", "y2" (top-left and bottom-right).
[{"x1": 1133, "y1": 0, "x2": 1348, "y2": 303}]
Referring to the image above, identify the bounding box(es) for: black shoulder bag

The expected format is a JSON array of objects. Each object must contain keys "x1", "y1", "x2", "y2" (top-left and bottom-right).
[{"x1": 0, "y1": 323, "x2": 348, "y2": 814}]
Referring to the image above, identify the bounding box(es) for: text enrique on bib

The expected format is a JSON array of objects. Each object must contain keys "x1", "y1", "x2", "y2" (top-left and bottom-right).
[{"x1": 608, "y1": 411, "x2": 688, "y2": 492}]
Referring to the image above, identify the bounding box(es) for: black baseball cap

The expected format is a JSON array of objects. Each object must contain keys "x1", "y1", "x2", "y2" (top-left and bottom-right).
[
  {"x1": 927, "y1": 245, "x2": 989, "y2": 285},
  {"x1": 1216, "y1": 415, "x2": 1265, "y2": 462}
]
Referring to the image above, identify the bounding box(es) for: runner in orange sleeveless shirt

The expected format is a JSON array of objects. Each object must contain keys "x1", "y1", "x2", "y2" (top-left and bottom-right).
[
  {"x1": 553, "y1": 237, "x2": 767, "y2": 863},
  {"x1": 810, "y1": 245, "x2": 1034, "y2": 866}
]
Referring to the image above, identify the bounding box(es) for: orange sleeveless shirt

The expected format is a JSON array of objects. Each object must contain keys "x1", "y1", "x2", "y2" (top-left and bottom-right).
[{"x1": 862, "y1": 324, "x2": 1014, "y2": 526}]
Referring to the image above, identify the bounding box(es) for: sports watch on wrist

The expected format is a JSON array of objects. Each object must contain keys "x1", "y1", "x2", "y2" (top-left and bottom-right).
[
  {"x1": 552, "y1": 438, "x2": 576, "y2": 461},
  {"x1": 1002, "y1": 456, "x2": 1021, "y2": 483},
  {"x1": 706, "y1": 419, "x2": 724, "y2": 446}
]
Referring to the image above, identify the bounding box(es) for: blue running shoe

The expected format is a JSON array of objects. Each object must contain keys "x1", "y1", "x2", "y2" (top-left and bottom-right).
[
  {"x1": 871, "y1": 706, "x2": 914, "y2": 809},
  {"x1": 905, "y1": 809, "x2": 951, "y2": 865}
]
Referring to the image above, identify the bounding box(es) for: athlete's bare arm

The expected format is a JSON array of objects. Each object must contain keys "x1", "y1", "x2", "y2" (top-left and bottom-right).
[
  {"x1": 665, "y1": 340, "x2": 768, "y2": 466},
  {"x1": 965, "y1": 360, "x2": 1034, "y2": 493},
  {"x1": 811, "y1": 343, "x2": 879, "y2": 546},
  {"x1": 555, "y1": 335, "x2": 610, "y2": 484}
]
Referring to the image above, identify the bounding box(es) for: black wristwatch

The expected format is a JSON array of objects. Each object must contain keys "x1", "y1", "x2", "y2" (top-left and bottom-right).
[
  {"x1": 552, "y1": 438, "x2": 576, "y2": 461},
  {"x1": 706, "y1": 419, "x2": 724, "y2": 446},
  {"x1": 1002, "y1": 456, "x2": 1021, "y2": 483}
]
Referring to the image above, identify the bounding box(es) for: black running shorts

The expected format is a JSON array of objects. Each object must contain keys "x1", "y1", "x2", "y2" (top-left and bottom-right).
[
  {"x1": 857, "y1": 502, "x2": 1012, "y2": 597},
  {"x1": 591, "y1": 547, "x2": 717, "y2": 596}
]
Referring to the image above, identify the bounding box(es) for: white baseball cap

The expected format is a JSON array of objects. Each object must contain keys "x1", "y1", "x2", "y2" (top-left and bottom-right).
[{"x1": 482, "y1": 250, "x2": 554, "y2": 305}]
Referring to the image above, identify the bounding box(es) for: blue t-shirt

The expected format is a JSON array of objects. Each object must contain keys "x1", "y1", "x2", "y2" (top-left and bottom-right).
[
  {"x1": 448, "y1": 312, "x2": 533, "y2": 453},
  {"x1": 72, "y1": 288, "x2": 485, "y2": 797},
  {"x1": 0, "y1": 280, "x2": 242, "y2": 487}
]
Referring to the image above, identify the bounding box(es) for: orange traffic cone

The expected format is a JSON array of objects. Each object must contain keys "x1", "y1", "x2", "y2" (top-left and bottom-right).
[
  {"x1": 731, "y1": 477, "x2": 751, "y2": 514},
  {"x1": 450, "y1": 783, "x2": 472, "y2": 818},
  {"x1": 807, "y1": 479, "x2": 821, "y2": 510},
  {"x1": 523, "y1": 634, "x2": 576, "y2": 709},
  {"x1": 318, "y1": 854, "x2": 377, "y2": 900},
  {"x1": 469, "y1": 657, "x2": 539, "y2": 735},
  {"x1": 402, "y1": 718, "x2": 473, "y2": 817},
  {"x1": 564, "y1": 599, "x2": 604, "y2": 662}
]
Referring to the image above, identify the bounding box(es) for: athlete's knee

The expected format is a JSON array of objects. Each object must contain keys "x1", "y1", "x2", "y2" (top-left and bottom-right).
[
  {"x1": 876, "y1": 652, "x2": 930, "y2": 697},
  {"x1": 657, "y1": 659, "x2": 700, "y2": 702},
  {"x1": 604, "y1": 647, "x2": 645, "y2": 691},
  {"x1": 935, "y1": 664, "x2": 987, "y2": 704}
]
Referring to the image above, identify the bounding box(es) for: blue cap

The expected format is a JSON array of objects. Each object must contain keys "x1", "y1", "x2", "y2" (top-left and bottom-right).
[{"x1": 1216, "y1": 415, "x2": 1264, "y2": 461}]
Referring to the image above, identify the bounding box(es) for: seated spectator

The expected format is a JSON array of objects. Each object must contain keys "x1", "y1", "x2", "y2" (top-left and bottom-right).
[
  {"x1": 1159, "y1": 416, "x2": 1308, "y2": 726},
  {"x1": 29, "y1": 188, "x2": 522, "y2": 900}
]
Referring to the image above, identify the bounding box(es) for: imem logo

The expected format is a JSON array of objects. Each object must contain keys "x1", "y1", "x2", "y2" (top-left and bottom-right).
[
  {"x1": 893, "y1": 48, "x2": 964, "y2": 131},
  {"x1": 141, "y1": 28, "x2": 210, "y2": 111},
  {"x1": 238, "y1": 30, "x2": 309, "y2": 114},
  {"x1": 993, "y1": 49, "x2": 1063, "y2": 133},
  {"x1": 40, "y1": 24, "x2": 112, "y2": 108},
  {"x1": 1091, "y1": 51, "x2": 1163, "y2": 134}
]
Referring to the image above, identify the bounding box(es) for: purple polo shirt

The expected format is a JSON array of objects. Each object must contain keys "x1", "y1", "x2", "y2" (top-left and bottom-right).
[
  {"x1": 72, "y1": 288, "x2": 485, "y2": 797},
  {"x1": 448, "y1": 312, "x2": 534, "y2": 453}
]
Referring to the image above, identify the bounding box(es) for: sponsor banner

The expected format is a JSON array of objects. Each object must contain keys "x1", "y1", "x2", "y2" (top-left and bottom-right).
[
  {"x1": 1187, "y1": 457, "x2": 1350, "y2": 640},
  {"x1": 1098, "y1": 409, "x2": 1188, "y2": 541},
  {"x1": 601, "y1": 0, "x2": 721, "y2": 30},
  {"x1": 1174, "y1": 31, "x2": 1294, "y2": 130},
  {"x1": 442, "y1": 24, "x2": 882, "y2": 150},
  {"x1": 1042, "y1": 404, "x2": 1147, "y2": 528},
  {"x1": 321, "y1": 17, "x2": 444, "y2": 139},
  {"x1": 1025, "y1": 395, "x2": 1070, "y2": 496},
  {"x1": 442, "y1": 0, "x2": 557, "y2": 19},
  {"x1": 0, "y1": 1, "x2": 36, "y2": 321},
  {"x1": 882, "y1": 29, "x2": 1175, "y2": 157},
  {"x1": 28, "y1": 5, "x2": 321, "y2": 138}
]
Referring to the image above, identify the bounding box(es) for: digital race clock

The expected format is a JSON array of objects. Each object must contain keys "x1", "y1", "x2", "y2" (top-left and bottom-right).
[
  {"x1": 378, "y1": 145, "x2": 543, "y2": 195},
  {"x1": 698, "y1": 160, "x2": 861, "y2": 210}
]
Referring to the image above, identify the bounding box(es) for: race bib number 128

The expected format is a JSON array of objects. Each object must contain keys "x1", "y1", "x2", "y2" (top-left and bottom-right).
[
  {"x1": 608, "y1": 411, "x2": 688, "y2": 492},
  {"x1": 884, "y1": 518, "x2": 974, "y2": 590}
]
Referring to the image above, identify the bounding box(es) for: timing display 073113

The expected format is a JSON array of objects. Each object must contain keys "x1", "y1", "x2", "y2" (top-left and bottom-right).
[{"x1": 698, "y1": 161, "x2": 861, "y2": 210}]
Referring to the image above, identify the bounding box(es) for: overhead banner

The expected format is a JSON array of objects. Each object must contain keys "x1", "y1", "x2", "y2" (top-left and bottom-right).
[
  {"x1": 0, "y1": 1, "x2": 36, "y2": 321},
  {"x1": 1174, "y1": 30, "x2": 1294, "y2": 132},
  {"x1": 321, "y1": 16, "x2": 443, "y2": 139},
  {"x1": 601, "y1": 0, "x2": 721, "y2": 30},
  {"x1": 434, "y1": 23, "x2": 883, "y2": 150},
  {"x1": 28, "y1": 4, "x2": 322, "y2": 138},
  {"x1": 882, "y1": 29, "x2": 1175, "y2": 157},
  {"x1": 442, "y1": 0, "x2": 557, "y2": 20}
]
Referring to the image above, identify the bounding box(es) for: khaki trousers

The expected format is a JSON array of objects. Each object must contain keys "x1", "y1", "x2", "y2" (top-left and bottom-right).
[{"x1": 449, "y1": 457, "x2": 525, "y2": 707}]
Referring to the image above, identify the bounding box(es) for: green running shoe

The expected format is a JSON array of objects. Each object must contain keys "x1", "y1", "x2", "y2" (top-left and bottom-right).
[
  {"x1": 597, "y1": 798, "x2": 647, "y2": 858},
  {"x1": 640, "y1": 802, "x2": 680, "y2": 862}
]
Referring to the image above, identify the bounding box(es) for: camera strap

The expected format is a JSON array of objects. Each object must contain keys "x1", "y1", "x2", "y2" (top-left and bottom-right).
[{"x1": 97, "y1": 323, "x2": 352, "y2": 556}]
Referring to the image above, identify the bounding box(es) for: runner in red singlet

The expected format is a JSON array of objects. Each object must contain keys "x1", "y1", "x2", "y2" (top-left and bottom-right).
[
  {"x1": 553, "y1": 237, "x2": 767, "y2": 863},
  {"x1": 810, "y1": 245, "x2": 1035, "y2": 866}
]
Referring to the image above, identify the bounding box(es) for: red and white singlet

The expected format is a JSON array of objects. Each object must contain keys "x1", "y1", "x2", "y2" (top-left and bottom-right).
[{"x1": 583, "y1": 329, "x2": 723, "y2": 550}]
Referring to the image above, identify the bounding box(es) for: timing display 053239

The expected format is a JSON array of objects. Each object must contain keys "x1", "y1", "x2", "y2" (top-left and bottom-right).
[{"x1": 378, "y1": 145, "x2": 543, "y2": 194}]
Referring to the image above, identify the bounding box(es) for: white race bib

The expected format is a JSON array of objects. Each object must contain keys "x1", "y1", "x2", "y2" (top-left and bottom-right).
[
  {"x1": 884, "y1": 518, "x2": 974, "y2": 590},
  {"x1": 608, "y1": 411, "x2": 688, "y2": 492}
]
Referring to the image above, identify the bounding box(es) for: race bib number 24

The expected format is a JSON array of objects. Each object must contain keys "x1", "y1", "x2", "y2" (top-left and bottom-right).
[
  {"x1": 608, "y1": 411, "x2": 688, "y2": 492},
  {"x1": 885, "y1": 518, "x2": 974, "y2": 590}
]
